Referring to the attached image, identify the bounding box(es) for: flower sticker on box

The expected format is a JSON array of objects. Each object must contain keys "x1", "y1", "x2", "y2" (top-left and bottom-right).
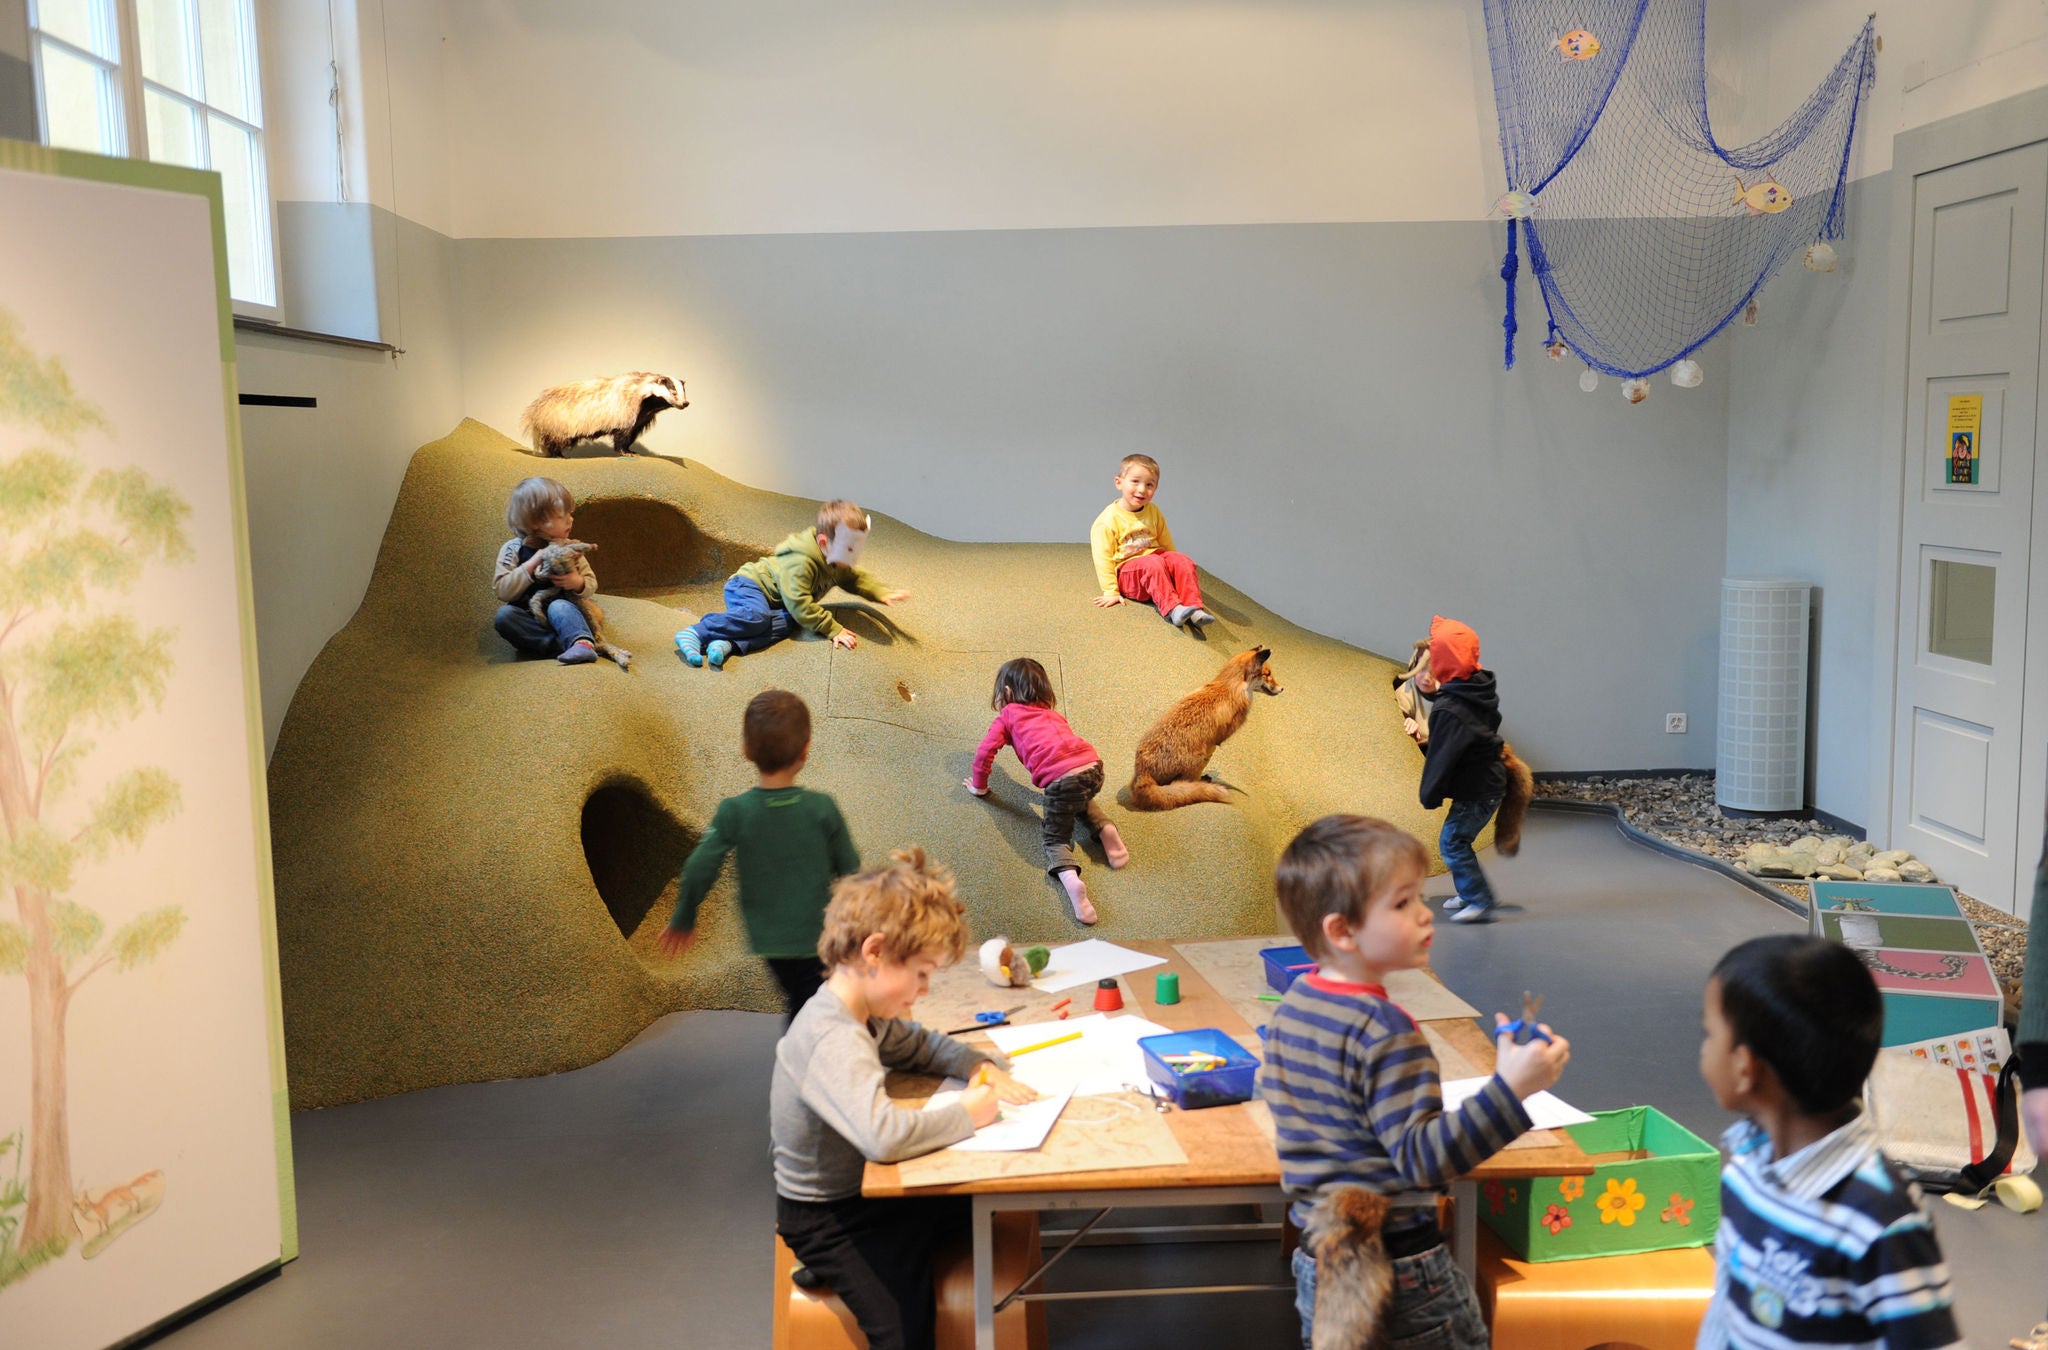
[
  {"x1": 1558, "y1": 1175, "x2": 1585, "y2": 1203},
  {"x1": 1541, "y1": 1204, "x2": 1572, "y2": 1235},
  {"x1": 1598, "y1": 1177, "x2": 1647, "y2": 1227},
  {"x1": 1662, "y1": 1194, "x2": 1694, "y2": 1226}
]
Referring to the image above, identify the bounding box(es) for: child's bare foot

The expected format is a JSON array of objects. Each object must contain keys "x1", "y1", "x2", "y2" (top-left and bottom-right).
[
  {"x1": 1058, "y1": 870, "x2": 1098, "y2": 925},
  {"x1": 1099, "y1": 824, "x2": 1129, "y2": 870}
]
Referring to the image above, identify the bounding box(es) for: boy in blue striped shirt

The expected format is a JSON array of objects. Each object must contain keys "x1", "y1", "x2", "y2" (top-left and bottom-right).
[
  {"x1": 1696, "y1": 936, "x2": 1962, "y2": 1349},
  {"x1": 1256, "y1": 815, "x2": 1573, "y2": 1348}
]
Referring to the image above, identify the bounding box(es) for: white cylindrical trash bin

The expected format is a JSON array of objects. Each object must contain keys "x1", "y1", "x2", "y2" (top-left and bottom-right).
[{"x1": 1716, "y1": 577, "x2": 1811, "y2": 812}]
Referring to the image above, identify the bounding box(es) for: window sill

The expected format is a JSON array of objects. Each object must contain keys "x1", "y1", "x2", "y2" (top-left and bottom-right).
[{"x1": 233, "y1": 317, "x2": 399, "y2": 354}]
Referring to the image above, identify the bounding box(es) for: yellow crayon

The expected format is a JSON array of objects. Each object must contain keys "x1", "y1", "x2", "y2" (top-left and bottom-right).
[{"x1": 1009, "y1": 1030, "x2": 1082, "y2": 1057}]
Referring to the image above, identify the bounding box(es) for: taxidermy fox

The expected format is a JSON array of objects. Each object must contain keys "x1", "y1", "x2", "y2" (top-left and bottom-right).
[
  {"x1": 529, "y1": 541, "x2": 633, "y2": 670},
  {"x1": 1128, "y1": 647, "x2": 1283, "y2": 810},
  {"x1": 1302, "y1": 1185, "x2": 1393, "y2": 1349},
  {"x1": 1390, "y1": 640, "x2": 1533, "y2": 854}
]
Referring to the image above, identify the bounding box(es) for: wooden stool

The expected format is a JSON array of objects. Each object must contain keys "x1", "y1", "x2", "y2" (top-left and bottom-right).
[
  {"x1": 772, "y1": 1213, "x2": 1047, "y2": 1350},
  {"x1": 1475, "y1": 1226, "x2": 1716, "y2": 1350}
]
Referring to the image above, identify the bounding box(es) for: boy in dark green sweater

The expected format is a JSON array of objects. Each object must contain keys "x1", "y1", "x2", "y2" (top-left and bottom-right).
[{"x1": 658, "y1": 690, "x2": 860, "y2": 1020}]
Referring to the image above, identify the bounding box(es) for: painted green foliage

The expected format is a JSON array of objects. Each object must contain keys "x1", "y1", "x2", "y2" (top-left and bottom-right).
[{"x1": 0, "y1": 306, "x2": 194, "y2": 1278}]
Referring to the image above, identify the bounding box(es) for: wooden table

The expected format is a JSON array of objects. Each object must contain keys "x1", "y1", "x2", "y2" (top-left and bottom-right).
[{"x1": 865, "y1": 940, "x2": 1591, "y2": 1350}]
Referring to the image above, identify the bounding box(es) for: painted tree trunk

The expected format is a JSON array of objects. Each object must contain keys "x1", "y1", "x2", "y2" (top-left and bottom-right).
[{"x1": 17, "y1": 881, "x2": 77, "y2": 1252}]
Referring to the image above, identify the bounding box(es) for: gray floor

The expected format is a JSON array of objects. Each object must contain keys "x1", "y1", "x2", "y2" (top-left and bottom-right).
[{"x1": 154, "y1": 810, "x2": 2047, "y2": 1348}]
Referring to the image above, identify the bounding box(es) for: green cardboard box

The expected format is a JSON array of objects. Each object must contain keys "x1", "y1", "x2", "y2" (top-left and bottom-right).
[{"x1": 1478, "y1": 1107, "x2": 1721, "y2": 1261}]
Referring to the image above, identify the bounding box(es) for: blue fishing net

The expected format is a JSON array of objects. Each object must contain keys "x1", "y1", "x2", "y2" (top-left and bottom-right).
[{"x1": 1485, "y1": 1, "x2": 1876, "y2": 377}]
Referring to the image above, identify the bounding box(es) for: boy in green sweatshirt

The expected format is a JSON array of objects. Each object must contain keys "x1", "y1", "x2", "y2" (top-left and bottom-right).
[
  {"x1": 658, "y1": 690, "x2": 859, "y2": 1020},
  {"x1": 676, "y1": 499, "x2": 909, "y2": 667}
]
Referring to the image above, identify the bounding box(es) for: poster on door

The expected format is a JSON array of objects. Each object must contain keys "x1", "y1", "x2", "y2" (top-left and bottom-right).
[{"x1": 1945, "y1": 394, "x2": 1982, "y2": 485}]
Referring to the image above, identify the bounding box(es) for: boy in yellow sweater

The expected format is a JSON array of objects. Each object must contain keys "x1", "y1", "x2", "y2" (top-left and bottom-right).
[{"x1": 1088, "y1": 454, "x2": 1212, "y2": 629}]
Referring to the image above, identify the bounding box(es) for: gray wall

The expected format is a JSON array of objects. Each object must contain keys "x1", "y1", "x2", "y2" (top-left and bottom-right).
[
  {"x1": 1725, "y1": 174, "x2": 1892, "y2": 825},
  {"x1": 456, "y1": 221, "x2": 1730, "y2": 772},
  {"x1": 236, "y1": 208, "x2": 464, "y2": 750}
]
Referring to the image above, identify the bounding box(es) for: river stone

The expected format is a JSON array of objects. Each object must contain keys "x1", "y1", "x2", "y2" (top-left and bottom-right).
[
  {"x1": 1791, "y1": 834, "x2": 1826, "y2": 854},
  {"x1": 1815, "y1": 841, "x2": 1847, "y2": 866},
  {"x1": 1897, "y1": 860, "x2": 1936, "y2": 883},
  {"x1": 1863, "y1": 867, "x2": 1903, "y2": 883},
  {"x1": 1872, "y1": 849, "x2": 1912, "y2": 868},
  {"x1": 1757, "y1": 851, "x2": 1818, "y2": 878},
  {"x1": 1818, "y1": 864, "x2": 1864, "y2": 881}
]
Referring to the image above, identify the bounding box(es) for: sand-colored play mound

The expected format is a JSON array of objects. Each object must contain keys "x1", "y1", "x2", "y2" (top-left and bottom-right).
[{"x1": 269, "y1": 420, "x2": 1471, "y2": 1107}]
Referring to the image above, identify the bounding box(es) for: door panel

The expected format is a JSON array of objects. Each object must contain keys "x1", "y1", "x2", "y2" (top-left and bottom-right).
[{"x1": 1892, "y1": 142, "x2": 2046, "y2": 908}]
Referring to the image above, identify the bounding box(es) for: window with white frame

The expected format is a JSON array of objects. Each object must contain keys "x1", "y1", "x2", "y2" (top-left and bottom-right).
[{"x1": 29, "y1": 0, "x2": 278, "y2": 313}]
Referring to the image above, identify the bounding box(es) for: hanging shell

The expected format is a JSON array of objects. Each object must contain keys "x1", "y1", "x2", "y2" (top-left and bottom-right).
[
  {"x1": 1669, "y1": 359, "x2": 1703, "y2": 388},
  {"x1": 1546, "y1": 340, "x2": 1568, "y2": 361},
  {"x1": 1579, "y1": 369, "x2": 1599, "y2": 393},
  {"x1": 1621, "y1": 377, "x2": 1649, "y2": 404},
  {"x1": 1802, "y1": 241, "x2": 1838, "y2": 273},
  {"x1": 1742, "y1": 299, "x2": 1760, "y2": 326}
]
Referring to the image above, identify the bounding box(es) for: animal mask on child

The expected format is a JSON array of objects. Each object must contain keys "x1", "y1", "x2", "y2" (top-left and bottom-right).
[{"x1": 823, "y1": 516, "x2": 872, "y2": 567}]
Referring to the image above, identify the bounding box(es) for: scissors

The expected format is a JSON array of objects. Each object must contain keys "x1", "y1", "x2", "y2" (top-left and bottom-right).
[
  {"x1": 1497, "y1": 991, "x2": 1552, "y2": 1045},
  {"x1": 1123, "y1": 1081, "x2": 1172, "y2": 1112}
]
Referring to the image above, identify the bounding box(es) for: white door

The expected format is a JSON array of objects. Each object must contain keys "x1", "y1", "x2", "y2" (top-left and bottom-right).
[{"x1": 1891, "y1": 140, "x2": 2046, "y2": 911}]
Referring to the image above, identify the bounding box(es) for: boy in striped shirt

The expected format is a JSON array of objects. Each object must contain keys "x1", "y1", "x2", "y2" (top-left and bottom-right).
[
  {"x1": 1696, "y1": 936, "x2": 1962, "y2": 1349},
  {"x1": 1256, "y1": 815, "x2": 1573, "y2": 1348}
]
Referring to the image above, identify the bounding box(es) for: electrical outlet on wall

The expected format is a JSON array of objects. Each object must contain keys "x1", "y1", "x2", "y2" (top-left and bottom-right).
[{"x1": 1666, "y1": 713, "x2": 1688, "y2": 734}]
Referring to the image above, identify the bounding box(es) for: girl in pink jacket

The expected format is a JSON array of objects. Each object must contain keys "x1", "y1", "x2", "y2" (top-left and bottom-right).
[{"x1": 964, "y1": 658, "x2": 1129, "y2": 925}]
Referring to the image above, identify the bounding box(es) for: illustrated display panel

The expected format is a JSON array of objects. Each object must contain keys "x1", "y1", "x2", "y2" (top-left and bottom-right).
[
  {"x1": 1808, "y1": 881, "x2": 2002, "y2": 1046},
  {"x1": 0, "y1": 144, "x2": 290, "y2": 1348}
]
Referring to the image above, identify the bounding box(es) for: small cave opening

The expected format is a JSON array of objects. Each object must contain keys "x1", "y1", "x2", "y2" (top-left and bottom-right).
[
  {"x1": 580, "y1": 778, "x2": 698, "y2": 941},
  {"x1": 573, "y1": 496, "x2": 745, "y2": 600}
]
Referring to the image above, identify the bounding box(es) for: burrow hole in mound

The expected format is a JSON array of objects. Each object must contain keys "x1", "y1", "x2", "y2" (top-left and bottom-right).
[
  {"x1": 573, "y1": 496, "x2": 746, "y2": 598},
  {"x1": 581, "y1": 778, "x2": 699, "y2": 940}
]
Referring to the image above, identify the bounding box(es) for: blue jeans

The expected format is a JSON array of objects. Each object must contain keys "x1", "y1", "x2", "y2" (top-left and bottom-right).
[
  {"x1": 689, "y1": 576, "x2": 801, "y2": 655},
  {"x1": 1440, "y1": 797, "x2": 1502, "y2": 911},
  {"x1": 494, "y1": 596, "x2": 593, "y2": 657},
  {"x1": 1293, "y1": 1244, "x2": 1490, "y2": 1350}
]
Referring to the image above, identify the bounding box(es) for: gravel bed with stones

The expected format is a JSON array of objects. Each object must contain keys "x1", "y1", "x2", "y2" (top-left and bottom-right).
[{"x1": 1533, "y1": 772, "x2": 2030, "y2": 989}]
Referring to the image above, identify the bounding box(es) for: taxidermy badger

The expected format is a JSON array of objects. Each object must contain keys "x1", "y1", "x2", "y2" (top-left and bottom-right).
[
  {"x1": 1391, "y1": 639, "x2": 1533, "y2": 854},
  {"x1": 521, "y1": 372, "x2": 688, "y2": 457},
  {"x1": 1128, "y1": 647, "x2": 1283, "y2": 809},
  {"x1": 529, "y1": 541, "x2": 632, "y2": 670},
  {"x1": 1302, "y1": 1186, "x2": 1393, "y2": 1350}
]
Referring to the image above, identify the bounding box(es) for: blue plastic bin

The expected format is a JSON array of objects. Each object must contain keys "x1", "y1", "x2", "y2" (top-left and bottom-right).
[
  {"x1": 1139, "y1": 1028, "x2": 1260, "y2": 1110},
  {"x1": 1261, "y1": 944, "x2": 1315, "y2": 993}
]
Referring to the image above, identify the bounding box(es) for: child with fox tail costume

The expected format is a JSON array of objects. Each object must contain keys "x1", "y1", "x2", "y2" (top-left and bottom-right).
[{"x1": 1416, "y1": 616, "x2": 1530, "y2": 925}]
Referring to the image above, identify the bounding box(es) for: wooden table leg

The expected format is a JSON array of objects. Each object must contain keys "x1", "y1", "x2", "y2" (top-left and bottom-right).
[
  {"x1": 1451, "y1": 1179, "x2": 1476, "y2": 1278},
  {"x1": 973, "y1": 1194, "x2": 998, "y2": 1350}
]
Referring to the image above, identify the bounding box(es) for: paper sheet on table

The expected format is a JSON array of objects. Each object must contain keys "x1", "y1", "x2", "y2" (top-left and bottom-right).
[
  {"x1": 924, "y1": 1085, "x2": 1073, "y2": 1152},
  {"x1": 1441, "y1": 1078, "x2": 1595, "y2": 1131},
  {"x1": 1029, "y1": 939, "x2": 1167, "y2": 993},
  {"x1": 986, "y1": 1013, "x2": 1172, "y2": 1096}
]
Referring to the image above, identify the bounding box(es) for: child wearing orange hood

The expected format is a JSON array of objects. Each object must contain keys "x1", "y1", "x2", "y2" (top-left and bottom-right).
[{"x1": 1417, "y1": 616, "x2": 1509, "y2": 924}]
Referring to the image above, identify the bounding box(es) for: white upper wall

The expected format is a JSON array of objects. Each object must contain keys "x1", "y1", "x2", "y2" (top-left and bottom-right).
[
  {"x1": 439, "y1": 0, "x2": 1520, "y2": 237},
  {"x1": 1737, "y1": 0, "x2": 2048, "y2": 182},
  {"x1": 260, "y1": 0, "x2": 455, "y2": 234}
]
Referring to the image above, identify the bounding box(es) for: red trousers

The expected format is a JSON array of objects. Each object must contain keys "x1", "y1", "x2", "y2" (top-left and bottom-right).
[{"x1": 1117, "y1": 551, "x2": 1203, "y2": 616}]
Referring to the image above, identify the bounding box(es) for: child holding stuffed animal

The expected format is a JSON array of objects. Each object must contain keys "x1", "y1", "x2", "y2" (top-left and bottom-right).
[
  {"x1": 492, "y1": 476, "x2": 601, "y2": 664},
  {"x1": 658, "y1": 690, "x2": 859, "y2": 1022},
  {"x1": 1089, "y1": 454, "x2": 1213, "y2": 628},
  {"x1": 676, "y1": 500, "x2": 908, "y2": 667},
  {"x1": 772, "y1": 848, "x2": 1036, "y2": 1350},
  {"x1": 964, "y1": 657, "x2": 1128, "y2": 926},
  {"x1": 1417, "y1": 615, "x2": 1510, "y2": 924},
  {"x1": 1258, "y1": 814, "x2": 1570, "y2": 1349}
]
